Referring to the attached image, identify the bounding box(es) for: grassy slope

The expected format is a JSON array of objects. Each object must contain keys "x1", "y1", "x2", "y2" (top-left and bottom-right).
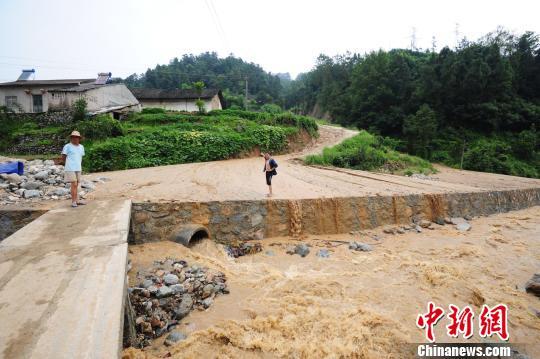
[
  {"x1": 1, "y1": 109, "x2": 319, "y2": 172},
  {"x1": 305, "y1": 130, "x2": 434, "y2": 175}
]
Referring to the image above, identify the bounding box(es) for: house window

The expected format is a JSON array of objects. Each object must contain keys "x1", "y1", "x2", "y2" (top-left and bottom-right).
[{"x1": 5, "y1": 96, "x2": 18, "y2": 109}]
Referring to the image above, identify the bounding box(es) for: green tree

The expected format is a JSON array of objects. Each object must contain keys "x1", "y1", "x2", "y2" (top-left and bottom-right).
[
  {"x1": 125, "y1": 52, "x2": 284, "y2": 108},
  {"x1": 192, "y1": 81, "x2": 206, "y2": 113},
  {"x1": 260, "y1": 103, "x2": 283, "y2": 114},
  {"x1": 513, "y1": 125, "x2": 537, "y2": 159},
  {"x1": 402, "y1": 104, "x2": 438, "y2": 158},
  {"x1": 193, "y1": 81, "x2": 205, "y2": 97},
  {"x1": 72, "y1": 98, "x2": 87, "y2": 122}
]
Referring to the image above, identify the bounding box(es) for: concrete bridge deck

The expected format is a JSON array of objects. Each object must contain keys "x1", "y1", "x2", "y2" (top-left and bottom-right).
[{"x1": 0, "y1": 200, "x2": 131, "y2": 359}]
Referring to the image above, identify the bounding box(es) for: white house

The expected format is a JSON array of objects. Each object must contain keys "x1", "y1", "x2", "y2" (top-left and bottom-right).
[
  {"x1": 130, "y1": 88, "x2": 224, "y2": 112},
  {"x1": 0, "y1": 70, "x2": 140, "y2": 117}
]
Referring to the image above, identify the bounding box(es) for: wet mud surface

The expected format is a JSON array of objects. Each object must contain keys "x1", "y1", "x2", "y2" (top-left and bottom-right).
[{"x1": 123, "y1": 206, "x2": 540, "y2": 358}]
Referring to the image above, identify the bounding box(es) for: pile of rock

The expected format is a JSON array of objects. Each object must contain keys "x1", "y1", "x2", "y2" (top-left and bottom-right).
[
  {"x1": 348, "y1": 242, "x2": 373, "y2": 252},
  {"x1": 0, "y1": 159, "x2": 108, "y2": 205},
  {"x1": 381, "y1": 216, "x2": 472, "y2": 234},
  {"x1": 128, "y1": 258, "x2": 229, "y2": 347},
  {"x1": 525, "y1": 274, "x2": 540, "y2": 298},
  {"x1": 383, "y1": 222, "x2": 427, "y2": 234},
  {"x1": 225, "y1": 241, "x2": 262, "y2": 257},
  {"x1": 286, "y1": 243, "x2": 310, "y2": 257},
  {"x1": 409, "y1": 173, "x2": 439, "y2": 181}
]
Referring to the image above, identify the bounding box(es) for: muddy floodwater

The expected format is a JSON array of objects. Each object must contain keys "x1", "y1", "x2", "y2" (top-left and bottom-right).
[{"x1": 123, "y1": 207, "x2": 540, "y2": 359}]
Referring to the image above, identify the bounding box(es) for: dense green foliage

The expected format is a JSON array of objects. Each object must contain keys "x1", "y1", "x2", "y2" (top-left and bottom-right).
[
  {"x1": 85, "y1": 110, "x2": 316, "y2": 172},
  {"x1": 123, "y1": 52, "x2": 285, "y2": 109},
  {"x1": 260, "y1": 103, "x2": 283, "y2": 114},
  {"x1": 286, "y1": 30, "x2": 540, "y2": 177},
  {"x1": 141, "y1": 107, "x2": 166, "y2": 114},
  {"x1": 305, "y1": 130, "x2": 434, "y2": 175},
  {"x1": 72, "y1": 98, "x2": 87, "y2": 122},
  {"x1": 1, "y1": 109, "x2": 318, "y2": 172},
  {"x1": 76, "y1": 115, "x2": 124, "y2": 140},
  {"x1": 209, "y1": 109, "x2": 319, "y2": 137},
  {"x1": 0, "y1": 106, "x2": 19, "y2": 150}
]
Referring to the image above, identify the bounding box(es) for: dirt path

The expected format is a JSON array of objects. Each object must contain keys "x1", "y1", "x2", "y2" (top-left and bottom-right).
[
  {"x1": 88, "y1": 126, "x2": 540, "y2": 202},
  {"x1": 124, "y1": 206, "x2": 540, "y2": 359}
]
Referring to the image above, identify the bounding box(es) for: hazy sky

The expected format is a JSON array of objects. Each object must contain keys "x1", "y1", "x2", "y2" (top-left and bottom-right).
[{"x1": 1, "y1": 0, "x2": 539, "y2": 82}]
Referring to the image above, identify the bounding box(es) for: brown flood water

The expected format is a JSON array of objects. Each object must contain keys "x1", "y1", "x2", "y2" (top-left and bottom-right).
[{"x1": 123, "y1": 207, "x2": 540, "y2": 359}]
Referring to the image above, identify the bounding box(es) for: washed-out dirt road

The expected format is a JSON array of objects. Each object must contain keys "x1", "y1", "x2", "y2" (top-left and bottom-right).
[{"x1": 90, "y1": 125, "x2": 540, "y2": 202}]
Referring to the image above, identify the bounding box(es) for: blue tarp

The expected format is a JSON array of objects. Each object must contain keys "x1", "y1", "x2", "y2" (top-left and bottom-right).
[{"x1": 0, "y1": 161, "x2": 24, "y2": 175}]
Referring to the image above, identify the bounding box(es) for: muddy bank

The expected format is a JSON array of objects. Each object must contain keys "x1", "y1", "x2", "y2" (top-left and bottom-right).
[{"x1": 123, "y1": 206, "x2": 540, "y2": 358}]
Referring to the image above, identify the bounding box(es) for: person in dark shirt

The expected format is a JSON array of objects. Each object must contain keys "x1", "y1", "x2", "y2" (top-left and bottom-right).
[{"x1": 262, "y1": 153, "x2": 278, "y2": 197}]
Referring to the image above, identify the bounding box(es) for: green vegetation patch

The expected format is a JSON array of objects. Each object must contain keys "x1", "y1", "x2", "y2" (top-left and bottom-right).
[
  {"x1": 304, "y1": 130, "x2": 434, "y2": 175},
  {"x1": 84, "y1": 109, "x2": 317, "y2": 172},
  {"x1": 1, "y1": 105, "x2": 318, "y2": 172},
  {"x1": 286, "y1": 30, "x2": 540, "y2": 178}
]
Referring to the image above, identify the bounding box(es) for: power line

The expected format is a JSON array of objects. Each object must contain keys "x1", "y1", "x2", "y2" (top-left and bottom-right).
[
  {"x1": 204, "y1": 0, "x2": 229, "y2": 51},
  {"x1": 0, "y1": 55, "x2": 150, "y2": 70},
  {"x1": 208, "y1": 0, "x2": 229, "y2": 50}
]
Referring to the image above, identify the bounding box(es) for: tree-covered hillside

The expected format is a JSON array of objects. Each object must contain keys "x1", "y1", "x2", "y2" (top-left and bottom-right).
[
  {"x1": 285, "y1": 29, "x2": 540, "y2": 177},
  {"x1": 117, "y1": 29, "x2": 540, "y2": 178},
  {"x1": 124, "y1": 52, "x2": 285, "y2": 109}
]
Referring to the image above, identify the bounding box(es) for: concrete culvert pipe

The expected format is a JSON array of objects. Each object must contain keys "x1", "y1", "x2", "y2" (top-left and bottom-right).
[{"x1": 170, "y1": 224, "x2": 210, "y2": 247}]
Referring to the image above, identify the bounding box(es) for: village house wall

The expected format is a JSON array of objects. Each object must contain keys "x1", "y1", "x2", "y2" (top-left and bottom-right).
[
  {"x1": 0, "y1": 84, "x2": 81, "y2": 113},
  {"x1": 139, "y1": 94, "x2": 221, "y2": 112},
  {"x1": 48, "y1": 84, "x2": 140, "y2": 113}
]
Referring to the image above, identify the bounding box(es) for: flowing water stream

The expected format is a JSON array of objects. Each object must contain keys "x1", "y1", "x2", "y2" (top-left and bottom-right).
[{"x1": 123, "y1": 206, "x2": 540, "y2": 359}]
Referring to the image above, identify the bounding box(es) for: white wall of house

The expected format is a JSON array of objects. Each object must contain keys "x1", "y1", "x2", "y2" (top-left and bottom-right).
[
  {"x1": 0, "y1": 84, "x2": 74, "y2": 112},
  {"x1": 139, "y1": 94, "x2": 222, "y2": 112},
  {"x1": 49, "y1": 84, "x2": 140, "y2": 113},
  {"x1": 0, "y1": 83, "x2": 140, "y2": 114}
]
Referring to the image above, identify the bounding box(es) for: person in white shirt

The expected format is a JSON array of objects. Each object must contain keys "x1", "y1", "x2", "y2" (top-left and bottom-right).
[{"x1": 61, "y1": 131, "x2": 86, "y2": 208}]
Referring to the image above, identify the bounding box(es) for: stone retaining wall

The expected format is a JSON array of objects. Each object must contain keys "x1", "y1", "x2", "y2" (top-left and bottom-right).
[
  {"x1": 0, "y1": 208, "x2": 47, "y2": 241},
  {"x1": 11, "y1": 110, "x2": 74, "y2": 126},
  {"x1": 130, "y1": 188, "x2": 540, "y2": 244}
]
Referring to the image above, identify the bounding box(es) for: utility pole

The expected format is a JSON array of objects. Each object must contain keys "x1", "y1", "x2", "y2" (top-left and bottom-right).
[
  {"x1": 455, "y1": 23, "x2": 460, "y2": 48},
  {"x1": 460, "y1": 140, "x2": 466, "y2": 170},
  {"x1": 410, "y1": 27, "x2": 417, "y2": 51},
  {"x1": 244, "y1": 77, "x2": 248, "y2": 111}
]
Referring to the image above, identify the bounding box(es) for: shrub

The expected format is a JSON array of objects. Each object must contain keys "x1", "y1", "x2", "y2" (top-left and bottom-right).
[
  {"x1": 305, "y1": 130, "x2": 434, "y2": 174},
  {"x1": 463, "y1": 139, "x2": 512, "y2": 174},
  {"x1": 84, "y1": 122, "x2": 297, "y2": 172},
  {"x1": 512, "y1": 126, "x2": 537, "y2": 160},
  {"x1": 402, "y1": 104, "x2": 438, "y2": 158},
  {"x1": 77, "y1": 115, "x2": 124, "y2": 140},
  {"x1": 260, "y1": 103, "x2": 283, "y2": 114},
  {"x1": 430, "y1": 150, "x2": 452, "y2": 163},
  {"x1": 141, "y1": 107, "x2": 166, "y2": 114},
  {"x1": 463, "y1": 138, "x2": 538, "y2": 177},
  {"x1": 72, "y1": 98, "x2": 87, "y2": 122},
  {"x1": 195, "y1": 99, "x2": 206, "y2": 114},
  {"x1": 85, "y1": 129, "x2": 245, "y2": 172}
]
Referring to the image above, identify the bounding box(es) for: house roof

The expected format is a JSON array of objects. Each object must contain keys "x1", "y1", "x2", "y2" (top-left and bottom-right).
[
  {"x1": 0, "y1": 79, "x2": 95, "y2": 87},
  {"x1": 50, "y1": 83, "x2": 121, "y2": 93},
  {"x1": 130, "y1": 88, "x2": 222, "y2": 100}
]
